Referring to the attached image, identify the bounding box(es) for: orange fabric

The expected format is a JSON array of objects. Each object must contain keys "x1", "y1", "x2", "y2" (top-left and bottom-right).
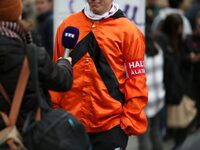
[{"x1": 50, "y1": 11, "x2": 148, "y2": 135}]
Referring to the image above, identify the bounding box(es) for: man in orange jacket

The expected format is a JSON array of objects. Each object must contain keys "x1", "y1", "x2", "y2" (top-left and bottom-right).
[{"x1": 50, "y1": 0, "x2": 148, "y2": 149}]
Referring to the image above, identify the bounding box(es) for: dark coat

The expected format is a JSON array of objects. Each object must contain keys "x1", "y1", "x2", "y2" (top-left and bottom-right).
[
  {"x1": 186, "y1": 2, "x2": 200, "y2": 30},
  {"x1": 34, "y1": 11, "x2": 53, "y2": 58},
  {"x1": 185, "y1": 34, "x2": 200, "y2": 84},
  {"x1": 154, "y1": 32, "x2": 193, "y2": 104},
  {"x1": 0, "y1": 36, "x2": 72, "y2": 129},
  {"x1": 37, "y1": 11, "x2": 53, "y2": 58},
  {"x1": 185, "y1": 34, "x2": 200, "y2": 113}
]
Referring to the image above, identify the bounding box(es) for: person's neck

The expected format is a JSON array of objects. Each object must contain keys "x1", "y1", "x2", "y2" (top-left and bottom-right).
[{"x1": 84, "y1": 2, "x2": 119, "y2": 21}]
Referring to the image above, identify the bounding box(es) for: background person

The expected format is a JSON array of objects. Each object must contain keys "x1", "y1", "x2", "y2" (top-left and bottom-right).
[
  {"x1": 138, "y1": 1, "x2": 165, "y2": 149},
  {"x1": 186, "y1": 0, "x2": 200, "y2": 30},
  {"x1": 155, "y1": 14, "x2": 194, "y2": 149},
  {"x1": 34, "y1": 0, "x2": 54, "y2": 58},
  {"x1": 185, "y1": 11, "x2": 200, "y2": 130},
  {"x1": 152, "y1": 0, "x2": 192, "y2": 38}
]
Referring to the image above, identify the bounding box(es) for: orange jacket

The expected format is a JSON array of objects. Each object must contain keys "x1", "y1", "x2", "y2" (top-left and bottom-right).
[{"x1": 50, "y1": 10, "x2": 148, "y2": 135}]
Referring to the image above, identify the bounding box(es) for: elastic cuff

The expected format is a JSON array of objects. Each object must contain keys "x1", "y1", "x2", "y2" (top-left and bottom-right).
[{"x1": 56, "y1": 58, "x2": 71, "y2": 66}]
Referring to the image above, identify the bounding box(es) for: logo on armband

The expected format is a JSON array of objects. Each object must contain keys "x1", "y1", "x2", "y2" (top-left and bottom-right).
[{"x1": 124, "y1": 59, "x2": 145, "y2": 78}]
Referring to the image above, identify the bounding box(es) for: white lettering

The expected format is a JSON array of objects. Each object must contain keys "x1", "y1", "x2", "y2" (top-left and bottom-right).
[
  {"x1": 140, "y1": 61, "x2": 144, "y2": 67},
  {"x1": 135, "y1": 61, "x2": 140, "y2": 67},
  {"x1": 135, "y1": 69, "x2": 141, "y2": 74},
  {"x1": 131, "y1": 70, "x2": 135, "y2": 75},
  {"x1": 141, "y1": 68, "x2": 145, "y2": 73},
  {"x1": 129, "y1": 62, "x2": 135, "y2": 69},
  {"x1": 130, "y1": 69, "x2": 145, "y2": 76},
  {"x1": 65, "y1": 33, "x2": 75, "y2": 38}
]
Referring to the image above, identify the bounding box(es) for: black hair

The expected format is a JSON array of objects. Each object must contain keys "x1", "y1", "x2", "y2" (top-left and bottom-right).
[
  {"x1": 162, "y1": 13, "x2": 183, "y2": 36},
  {"x1": 168, "y1": 0, "x2": 184, "y2": 8},
  {"x1": 161, "y1": 14, "x2": 183, "y2": 52}
]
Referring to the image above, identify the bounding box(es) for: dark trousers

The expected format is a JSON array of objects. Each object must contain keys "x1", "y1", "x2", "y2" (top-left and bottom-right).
[
  {"x1": 138, "y1": 111, "x2": 163, "y2": 150},
  {"x1": 89, "y1": 125, "x2": 129, "y2": 150},
  {"x1": 194, "y1": 83, "x2": 200, "y2": 127}
]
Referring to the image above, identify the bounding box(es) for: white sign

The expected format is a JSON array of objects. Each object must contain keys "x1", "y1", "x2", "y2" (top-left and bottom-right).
[{"x1": 54, "y1": 0, "x2": 145, "y2": 36}]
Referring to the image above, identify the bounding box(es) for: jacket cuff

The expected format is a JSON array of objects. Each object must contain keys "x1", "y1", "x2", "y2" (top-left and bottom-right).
[
  {"x1": 120, "y1": 114, "x2": 148, "y2": 136},
  {"x1": 56, "y1": 58, "x2": 71, "y2": 66},
  {"x1": 120, "y1": 117, "x2": 135, "y2": 135}
]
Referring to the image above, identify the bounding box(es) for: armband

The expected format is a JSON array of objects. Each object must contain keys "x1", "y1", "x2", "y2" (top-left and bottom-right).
[{"x1": 124, "y1": 59, "x2": 145, "y2": 78}]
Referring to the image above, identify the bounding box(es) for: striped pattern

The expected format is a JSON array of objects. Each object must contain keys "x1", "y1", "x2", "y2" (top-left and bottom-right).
[
  {"x1": 0, "y1": 21, "x2": 32, "y2": 43},
  {"x1": 145, "y1": 44, "x2": 165, "y2": 118}
]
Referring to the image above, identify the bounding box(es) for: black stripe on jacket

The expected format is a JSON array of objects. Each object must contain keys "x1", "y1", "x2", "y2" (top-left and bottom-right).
[{"x1": 70, "y1": 32, "x2": 124, "y2": 104}]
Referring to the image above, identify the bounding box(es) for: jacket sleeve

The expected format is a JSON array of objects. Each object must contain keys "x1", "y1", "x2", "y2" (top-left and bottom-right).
[
  {"x1": 49, "y1": 24, "x2": 68, "y2": 108},
  {"x1": 38, "y1": 47, "x2": 73, "y2": 91},
  {"x1": 120, "y1": 28, "x2": 148, "y2": 135}
]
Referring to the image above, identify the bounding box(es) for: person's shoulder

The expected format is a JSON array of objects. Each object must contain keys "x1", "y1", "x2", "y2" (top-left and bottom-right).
[
  {"x1": 111, "y1": 9, "x2": 135, "y2": 29},
  {"x1": 154, "y1": 32, "x2": 169, "y2": 45},
  {"x1": 116, "y1": 17, "x2": 142, "y2": 34},
  {"x1": 115, "y1": 18, "x2": 144, "y2": 42},
  {"x1": 0, "y1": 36, "x2": 24, "y2": 49},
  {"x1": 62, "y1": 11, "x2": 84, "y2": 23}
]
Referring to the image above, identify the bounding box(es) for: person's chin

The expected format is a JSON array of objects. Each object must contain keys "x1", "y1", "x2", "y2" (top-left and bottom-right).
[{"x1": 91, "y1": 8, "x2": 102, "y2": 15}]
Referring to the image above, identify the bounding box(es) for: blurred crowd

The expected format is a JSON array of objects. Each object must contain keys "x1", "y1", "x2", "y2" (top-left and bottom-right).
[
  {"x1": 21, "y1": 0, "x2": 200, "y2": 150},
  {"x1": 22, "y1": 0, "x2": 53, "y2": 58},
  {"x1": 141, "y1": 0, "x2": 200, "y2": 150}
]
